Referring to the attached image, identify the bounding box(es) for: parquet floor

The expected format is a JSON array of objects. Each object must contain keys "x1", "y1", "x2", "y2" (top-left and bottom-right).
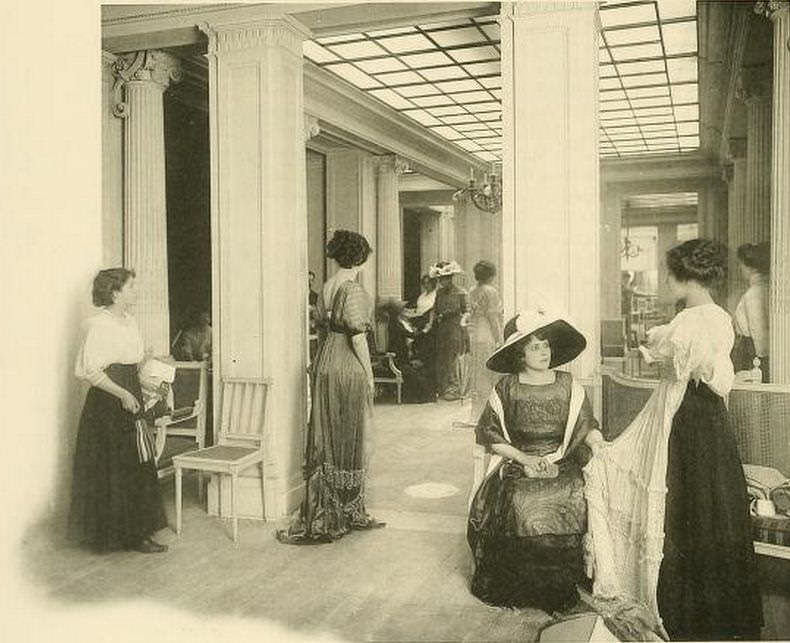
[{"x1": 18, "y1": 398, "x2": 790, "y2": 642}]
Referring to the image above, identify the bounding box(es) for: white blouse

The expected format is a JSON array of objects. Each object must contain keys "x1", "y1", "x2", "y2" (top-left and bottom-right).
[
  {"x1": 733, "y1": 275, "x2": 769, "y2": 357},
  {"x1": 640, "y1": 302, "x2": 735, "y2": 397},
  {"x1": 74, "y1": 310, "x2": 144, "y2": 386}
]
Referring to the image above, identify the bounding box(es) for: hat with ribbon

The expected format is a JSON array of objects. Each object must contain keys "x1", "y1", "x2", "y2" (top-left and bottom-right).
[
  {"x1": 486, "y1": 307, "x2": 587, "y2": 373},
  {"x1": 428, "y1": 260, "x2": 463, "y2": 279}
]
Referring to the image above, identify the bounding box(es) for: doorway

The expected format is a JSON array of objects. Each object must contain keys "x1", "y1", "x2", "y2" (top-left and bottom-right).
[{"x1": 402, "y1": 208, "x2": 422, "y2": 304}]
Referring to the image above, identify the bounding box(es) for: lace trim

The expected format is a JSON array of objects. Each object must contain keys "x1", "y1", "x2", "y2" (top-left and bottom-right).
[{"x1": 320, "y1": 462, "x2": 366, "y2": 490}]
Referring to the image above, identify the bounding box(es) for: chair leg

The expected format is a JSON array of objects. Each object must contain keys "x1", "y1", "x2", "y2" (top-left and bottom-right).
[
  {"x1": 231, "y1": 471, "x2": 239, "y2": 544},
  {"x1": 397, "y1": 382, "x2": 402, "y2": 404},
  {"x1": 175, "y1": 466, "x2": 183, "y2": 535},
  {"x1": 197, "y1": 471, "x2": 204, "y2": 504}
]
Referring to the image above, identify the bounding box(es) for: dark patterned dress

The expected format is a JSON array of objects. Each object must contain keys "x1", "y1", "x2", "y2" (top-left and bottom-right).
[
  {"x1": 434, "y1": 282, "x2": 469, "y2": 399},
  {"x1": 467, "y1": 371, "x2": 597, "y2": 611},
  {"x1": 278, "y1": 279, "x2": 382, "y2": 544}
]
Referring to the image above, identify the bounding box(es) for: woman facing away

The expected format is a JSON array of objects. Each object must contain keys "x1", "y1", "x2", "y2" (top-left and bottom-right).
[
  {"x1": 732, "y1": 241, "x2": 770, "y2": 382},
  {"x1": 584, "y1": 238, "x2": 762, "y2": 641},
  {"x1": 68, "y1": 268, "x2": 168, "y2": 554},
  {"x1": 467, "y1": 260, "x2": 503, "y2": 423},
  {"x1": 277, "y1": 230, "x2": 384, "y2": 545},
  {"x1": 467, "y1": 308, "x2": 604, "y2": 612},
  {"x1": 431, "y1": 260, "x2": 470, "y2": 401}
]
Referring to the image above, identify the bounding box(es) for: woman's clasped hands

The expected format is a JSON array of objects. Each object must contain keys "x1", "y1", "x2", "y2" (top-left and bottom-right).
[{"x1": 522, "y1": 454, "x2": 559, "y2": 479}]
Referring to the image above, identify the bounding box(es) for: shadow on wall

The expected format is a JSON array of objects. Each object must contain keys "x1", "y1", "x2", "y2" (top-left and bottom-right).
[{"x1": 49, "y1": 279, "x2": 95, "y2": 528}]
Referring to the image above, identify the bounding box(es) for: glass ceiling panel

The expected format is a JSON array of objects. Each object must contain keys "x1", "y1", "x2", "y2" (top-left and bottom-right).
[{"x1": 303, "y1": 3, "x2": 698, "y2": 161}]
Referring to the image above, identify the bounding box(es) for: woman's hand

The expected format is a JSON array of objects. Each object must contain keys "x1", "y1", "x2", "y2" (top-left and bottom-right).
[
  {"x1": 120, "y1": 390, "x2": 140, "y2": 414},
  {"x1": 368, "y1": 377, "x2": 375, "y2": 396},
  {"x1": 522, "y1": 455, "x2": 558, "y2": 478}
]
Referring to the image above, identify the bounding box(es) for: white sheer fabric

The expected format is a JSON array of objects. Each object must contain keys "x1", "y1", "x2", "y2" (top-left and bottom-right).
[
  {"x1": 583, "y1": 304, "x2": 735, "y2": 618},
  {"x1": 74, "y1": 310, "x2": 144, "y2": 385}
]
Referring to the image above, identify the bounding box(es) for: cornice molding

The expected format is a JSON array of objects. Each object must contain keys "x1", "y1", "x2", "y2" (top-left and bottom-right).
[
  {"x1": 501, "y1": 0, "x2": 598, "y2": 17},
  {"x1": 302, "y1": 61, "x2": 487, "y2": 186},
  {"x1": 199, "y1": 15, "x2": 310, "y2": 55},
  {"x1": 375, "y1": 155, "x2": 411, "y2": 176}
]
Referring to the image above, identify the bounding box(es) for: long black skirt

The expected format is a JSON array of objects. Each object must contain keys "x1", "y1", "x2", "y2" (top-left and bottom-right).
[
  {"x1": 657, "y1": 381, "x2": 763, "y2": 641},
  {"x1": 68, "y1": 363, "x2": 166, "y2": 552}
]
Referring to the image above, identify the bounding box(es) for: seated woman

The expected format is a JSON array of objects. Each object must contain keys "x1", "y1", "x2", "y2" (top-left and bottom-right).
[{"x1": 467, "y1": 308, "x2": 604, "y2": 612}]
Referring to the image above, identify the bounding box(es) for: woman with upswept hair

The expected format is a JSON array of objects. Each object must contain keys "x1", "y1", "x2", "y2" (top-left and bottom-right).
[
  {"x1": 278, "y1": 230, "x2": 384, "y2": 544},
  {"x1": 585, "y1": 239, "x2": 762, "y2": 640}
]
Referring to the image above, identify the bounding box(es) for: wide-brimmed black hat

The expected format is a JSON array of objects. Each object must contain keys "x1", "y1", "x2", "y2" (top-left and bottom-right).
[{"x1": 486, "y1": 308, "x2": 587, "y2": 374}]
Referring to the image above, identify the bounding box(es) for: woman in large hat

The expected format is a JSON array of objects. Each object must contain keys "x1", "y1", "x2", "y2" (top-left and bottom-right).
[
  {"x1": 430, "y1": 260, "x2": 469, "y2": 401},
  {"x1": 467, "y1": 308, "x2": 604, "y2": 612}
]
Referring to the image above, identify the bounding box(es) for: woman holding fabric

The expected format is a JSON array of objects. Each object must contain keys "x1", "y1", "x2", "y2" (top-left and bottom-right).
[
  {"x1": 277, "y1": 230, "x2": 384, "y2": 544},
  {"x1": 68, "y1": 268, "x2": 168, "y2": 554},
  {"x1": 467, "y1": 308, "x2": 604, "y2": 612},
  {"x1": 585, "y1": 238, "x2": 762, "y2": 641}
]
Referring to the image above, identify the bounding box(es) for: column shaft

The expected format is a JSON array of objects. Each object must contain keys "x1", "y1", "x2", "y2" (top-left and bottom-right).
[
  {"x1": 204, "y1": 17, "x2": 310, "y2": 517},
  {"x1": 501, "y1": 2, "x2": 600, "y2": 378},
  {"x1": 726, "y1": 153, "x2": 748, "y2": 310},
  {"x1": 762, "y1": 2, "x2": 790, "y2": 382},
  {"x1": 600, "y1": 186, "x2": 622, "y2": 320},
  {"x1": 376, "y1": 156, "x2": 405, "y2": 300},
  {"x1": 745, "y1": 97, "x2": 772, "y2": 242},
  {"x1": 116, "y1": 51, "x2": 180, "y2": 355}
]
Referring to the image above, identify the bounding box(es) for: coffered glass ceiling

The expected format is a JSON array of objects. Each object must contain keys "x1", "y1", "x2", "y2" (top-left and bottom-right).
[{"x1": 303, "y1": 0, "x2": 698, "y2": 162}]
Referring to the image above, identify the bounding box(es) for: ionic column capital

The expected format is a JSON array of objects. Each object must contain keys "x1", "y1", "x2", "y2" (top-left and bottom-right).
[
  {"x1": 375, "y1": 155, "x2": 410, "y2": 176},
  {"x1": 112, "y1": 50, "x2": 181, "y2": 118},
  {"x1": 754, "y1": 0, "x2": 790, "y2": 21},
  {"x1": 304, "y1": 114, "x2": 320, "y2": 141}
]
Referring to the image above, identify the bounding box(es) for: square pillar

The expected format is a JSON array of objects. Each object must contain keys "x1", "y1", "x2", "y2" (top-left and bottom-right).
[
  {"x1": 501, "y1": 1, "x2": 601, "y2": 378},
  {"x1": 202, "y1": 15, "x2": 310, "y2": 518}
]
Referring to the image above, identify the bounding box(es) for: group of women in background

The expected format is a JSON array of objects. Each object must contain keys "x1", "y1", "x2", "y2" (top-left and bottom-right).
[{"x1": 69, "y1": 232, "x2": 765, "y2": 640}]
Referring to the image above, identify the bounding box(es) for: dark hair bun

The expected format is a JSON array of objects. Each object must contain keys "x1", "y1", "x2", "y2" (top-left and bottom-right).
[
  {"x1": 666, "y1": 238, "x2": 727, "y2": 289},
  {"x1": 737, "y1": 242, "x2": 770, "y2": 275},
  {"x1": 326, "y1": 229, "x2": 373, "y2": 268},
  {"x1": 473, "y1": 260, "x2": 496, "y2": 282}
]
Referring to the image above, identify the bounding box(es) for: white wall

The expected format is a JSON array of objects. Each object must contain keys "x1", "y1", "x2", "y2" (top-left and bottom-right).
[{"x1": 2, "y1": 0, "x2": 104, "y2": 550}]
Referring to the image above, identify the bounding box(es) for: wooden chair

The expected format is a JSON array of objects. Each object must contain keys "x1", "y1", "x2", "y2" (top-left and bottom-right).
[
  {"x1": 172, "y1": 377, "x2": 271, "y2": 543},
  {"x1": 372, "y1": 351, "x2": 404, "y2": 404},
  {"x1": 153, "y1": 361, "x2": 208, "y2": 489}
]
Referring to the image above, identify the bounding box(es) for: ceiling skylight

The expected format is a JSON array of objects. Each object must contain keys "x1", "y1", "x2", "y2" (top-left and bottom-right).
[{"x1": 304, "y1": 0, "x2": 699, "y2": 162}]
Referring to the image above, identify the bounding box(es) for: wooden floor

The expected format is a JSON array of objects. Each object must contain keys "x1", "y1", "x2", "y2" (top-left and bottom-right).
[{"x1": 20, "y1": 398, "x2": 790, "y2": 642}]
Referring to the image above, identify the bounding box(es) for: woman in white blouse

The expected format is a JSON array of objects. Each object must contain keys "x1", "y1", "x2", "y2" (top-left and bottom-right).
[
  {"x1": 732, "y1": 242, "x2": 770, "y2": 381},
  {"x1": 68, "y1": 268, "x2": 168, "y2": 554},
  {"x1": 585, "y1": 239, "x2": 761, "y2": 640}
]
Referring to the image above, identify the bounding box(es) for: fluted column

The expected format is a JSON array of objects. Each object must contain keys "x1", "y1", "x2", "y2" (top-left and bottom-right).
[
  {"x1": 376, "y1": 155, "x2": 408, "y2": 300},
  {"x1": 113, "y1": 50, "x2": 181, "y2": 354},
  {"x1": 724, "y1": 138, "x2": 748, "y2": 310},
  {"x1": 500, "y1": 1, "x2": 600, "y2": 378},
  {"x1": 600, "y1": 186, "x2": 622, "y2": 320},
  {"x1": 438, "y1": 206, "x2": 456, "y2": 261},
  {"x1": 202, "y1": 16, "x2": 311, "y2": 517},
  {"x1": 757, "y1": 0, "x2": 790, "y2": 382},
  {"x1": 738, "y1": 66, "x2": 772, "y2": 243}
]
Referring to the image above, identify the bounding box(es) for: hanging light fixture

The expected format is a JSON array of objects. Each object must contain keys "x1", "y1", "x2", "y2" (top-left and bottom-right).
[{"x1": 453, "y1": 165, "x2": 502, "y2": 214}]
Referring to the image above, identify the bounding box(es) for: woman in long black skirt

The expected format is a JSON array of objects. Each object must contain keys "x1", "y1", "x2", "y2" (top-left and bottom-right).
[
  {"x1": 585, "y1": 239, "x2": 762, "y2": 640},
  {"x1": 68, "y1": 268, "x2": 167, "y2": 554}
]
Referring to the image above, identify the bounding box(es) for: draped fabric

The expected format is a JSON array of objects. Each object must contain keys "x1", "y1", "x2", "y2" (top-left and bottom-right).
[
  {"x1": 584, "y1": 304, "x2": 762, "y2": 639},
  {"x1": 467, "y1": 371, "x2": 597, "y2": 611},
  {"x1": 278, "y1": 280, "x2": 382, "y2": 544}
]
